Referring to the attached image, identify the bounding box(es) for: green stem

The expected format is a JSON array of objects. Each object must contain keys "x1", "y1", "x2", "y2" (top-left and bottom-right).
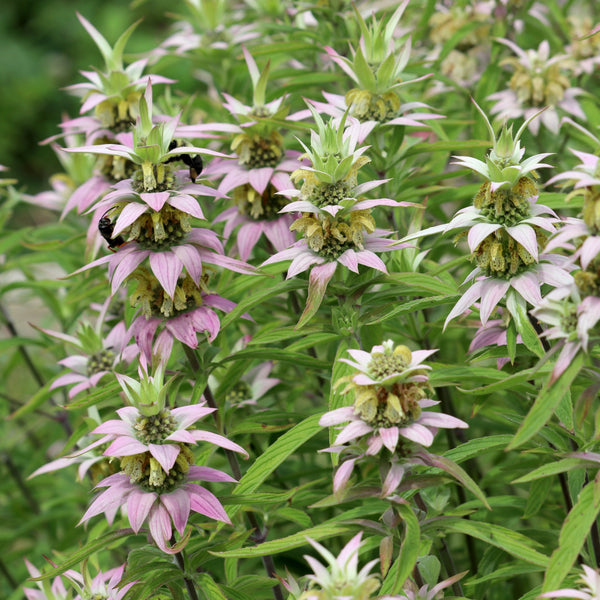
[
  {"x1": 171, "y1": 538, "x2": 199, "y2": 600},
  {"x1": 529, "y1": 315, "x2": 581, "y2": 556},
  {"x1": 0, "y1": 556, "x2": 17, "y2": 590},
  {"x1": 182, "y1": 345, "x2": 284, "y2": 600},
  {"x1": 0, "y1": 302, "x2": 73, "y2": 436},
  {"x1": 415, "y1": 492, "x2": 463, "y2": 596},
  {"x1": 2, "y1": 452, "x2": 40, "y2": 514}
]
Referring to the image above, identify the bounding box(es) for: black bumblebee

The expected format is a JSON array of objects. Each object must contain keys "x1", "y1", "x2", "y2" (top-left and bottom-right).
[
  {"x1": 98, "y1": 214, "x2": 126, "y2": 250},
  {"x1": 167, "y1": 140, "x2": 203, "y2": 183}
]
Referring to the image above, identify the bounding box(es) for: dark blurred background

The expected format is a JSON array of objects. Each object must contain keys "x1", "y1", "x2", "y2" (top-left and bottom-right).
[{"x1": 0, "y1": 0, "x2": 175, "y2": 193}]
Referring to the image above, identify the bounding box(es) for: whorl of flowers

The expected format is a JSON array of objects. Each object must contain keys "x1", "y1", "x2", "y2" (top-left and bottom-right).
[
  {"x1": 285, "y1": 533, "x2": 380, "y2": 600},
  {"x1": 66, "y1": 14, "x2": 173, "y2": 134},
  {"x1": 263, "y1": 110, "x2": 406, "y2": 327},
  {"x1": 448, "y1": 106, "x2": 555, "y2": 278},
  {"x1": 225, "y1": 47, "x2": 289, "y2": 164},
  {"x1": 540, "y1": 564, "x2": 600, "y2": 599},
  {"x1": 426, "y1": 3, "x2": 492, "y2": 89},
  {"x1": 79, "y1": 365, "x2": 247, "y2": 553},
  {"x1": 534, "y1": 130, "x2": 600, "y2": 382},
  {"x1": 436, "y1": 102, "x2": 572, "y2": 326},
  {"x1": 67, "y1": 81, "x2": 255, "y2": 334},
  {"x1": 531, "y1": 286, "x2": 600, "y2": 383},
  {"x1": 334, "y1": 341, "x2": 447, "y2": 444},
  {"x1": 324, "y1": 1, "x2": 428, "y2": 123},
  {"x1": 488, "y1": 38, "x2": 584, "y2": 135},
  {"x1": 319, "y1": 341, "x2": 467, "y2": 496}
]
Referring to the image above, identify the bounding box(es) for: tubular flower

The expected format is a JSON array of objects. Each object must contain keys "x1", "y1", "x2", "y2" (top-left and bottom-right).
[
  {"x1": 79, "y1": 466, "x2": 236, "y2": 553},
  {"x1": 127, "y1": 269, "x2": 246, "y2": 362},
  {"x1": 546, "y1": 147, "x2": 600, "y2": 271},
  {"x1": 531, "y1": 286, "x2": 600, "y2": 383},
  {"x1": 28, "y1": 434, "x2": 111, "y2": 484},
  {"x1": 74, "y1": 220, "x2": 254, "y2": 299},
  {"x1": 324, "y1": 1, "x2": 431, "y2": 123},
  {"x1": 180, "y1": 47, "x2": 302, "y2": 260},
  {"x1": 468, "y1": 307, "x2": 522, "y2": 369},
  {"x1": 403, "y1": 101, "x2": 573, "y2": 327},
  {"x1": 263, "y1": 111, "x2": 409, "y2": 327},
  {"x1": 66, "y1": 14, "x2": 174, "y2": 133},
  {"x1": 426, "y1": 3, "x2": 491, "y2": 89},
  {"x1": 287, "y1": 533, "x2": 380, "y2": 600},
  {"x1": 92, "y1": 362, "x2": 247, "y2": 472},
  {"x1": 79, "y1": 364, "x2": 246, "y2": 553},
  {"x1": 37, "y1": 311, "x2": 137, "y2": 400},
  {"x1": 381, "y1": 570, "x2": 467, "y2": 600},
  {"x1": 488, "y1": 38, "x2": 584, "y2": 135},
  {"x1": 23, "y1": 558, "x2": 81, "y2": 600},
  {"x1": 55, "y1": 14, "x2": 175, "y2": 223},
  {"x1": 223, "y1": 361, "x2": 280, "y2": 408},
  {"x1": 93, "y1": 400, "x2": 247, "y2": 473},
  {"x1": 325, "y1": 341, "x2": 466, "y2": 451},
  {"x1": 540, "y1": 564, "x2": 600, "y2": 599},
  {"x1": 148, "y1": 2, "x2": 259, "y2": 59},
  {"x1": 319, "y1": 341, "x2": 467, "y2": 497},
  {"x1": 565, "y1": 15, "x2": 600, "y2": 75},
  {"x1": 63, "y1": 564, "x2": 135, "y2": 600},
  {"x1": 66, "y1": 82, "x2": 255, "y2": 308}
]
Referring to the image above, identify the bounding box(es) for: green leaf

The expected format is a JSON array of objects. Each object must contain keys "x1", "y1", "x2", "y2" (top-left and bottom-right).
[
  {"x1": 62, "y1": 380, "x2": 122, "y2": 410},
  {"x1": 197, "y1": 573, "x2": 230, "y2": 600},
  {"x1": 506, "y1": 318, "x2": 517, "y2": 363},
  {"x1": 249, "y1": 325, "x2": 326, "y2": 346},
  {"x1": 218, "y1": 348, "x2": 328, "y2": 370},
  {"x1": 508, "y1": 354, "x2": 584, "y2": 450},
  {"x1": 542, "y1": 477, "x2": 600, "y2": 592},
  {"x1": 30, "y1": 529, "x2": 132, "y2": 580},
  {"x1": 274, "y1": 506, "x2": 313, "y2": 528},
  {"x1": 555, "y1": 386, "x2": 574, "y2": 431},
  {"x1": 523, "y1": 477, "x2": 553, "y2": 519},
  {"x1": 444, "y1": 435, "x2": 513, "y2": 464},
  {"x1": 427, "y1": 518, "x2": 549, "y2": 567},
  {"x1": 465, "y1": 563, "x2": 544, "y2": 586},
  {"x1": 327, "y1": 338, "x2": 357, "y2": 434},
  {"x1": 512, "y1": 458, "x2": 591, "y2": 484},
  {"x1": 287, "y1": 332, "x2": 339, "y2": 352},
  {"x1": 384, "y1": 273, "x2": 458, "y2": 296},
  {"x1": 380, "y1": 503, "x2": 420, "y2": 594},
  {"x1": 404, "y1": 139, "x2": 490, "y2": 158},
  {"x1": 511, "y1": 301, "x2": 544, "y2": 357},
  {"x1": 423, "y1": 454, "x2": 491, "y2": 510},
  {"x1": 229, "y1": 413, "x2": 325, "y2": 519},
  {"x1": 210, "y1": 521, "x2": 353, "y2": 558},
  {"x1": 363, "y1": 295, "x2": 460, "y2": 325},
  {"x1": 220, "y1": 278, "x2": 304, "y2": 330},
  {"x1": 9, "y1": 378, "x2": 59, "y2": 419}
]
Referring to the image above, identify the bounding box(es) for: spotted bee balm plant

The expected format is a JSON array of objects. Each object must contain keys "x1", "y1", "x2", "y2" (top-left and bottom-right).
[{"x1": 5, "y1": 2, "x2": 600, "y2": 600}]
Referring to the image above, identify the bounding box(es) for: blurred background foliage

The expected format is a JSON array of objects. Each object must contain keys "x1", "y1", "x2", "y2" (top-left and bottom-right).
[
  {"x1": 0, "y1": 0, "x2": 174, "y2": 195},
  {"x1": 0, "y1": 1, "x2": 174, "y2": 592}
]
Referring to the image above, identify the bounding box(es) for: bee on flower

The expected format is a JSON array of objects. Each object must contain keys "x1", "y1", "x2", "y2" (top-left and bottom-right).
[{"x1": 179, "y1": 47, "x2": 305, "y2": 260}]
